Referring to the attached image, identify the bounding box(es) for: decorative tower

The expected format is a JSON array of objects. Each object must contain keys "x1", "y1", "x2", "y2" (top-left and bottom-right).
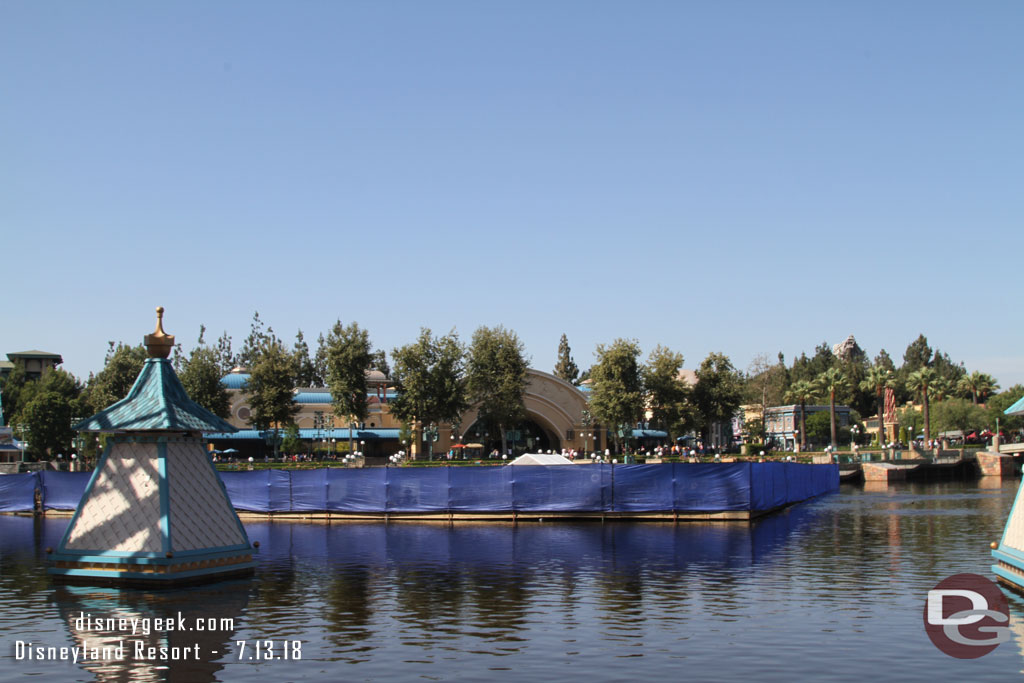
[{"x1": 48, "y1": 308, "x2": 255, "y2": 585}]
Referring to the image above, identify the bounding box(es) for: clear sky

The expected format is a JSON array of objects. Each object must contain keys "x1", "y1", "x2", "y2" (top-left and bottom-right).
[{"x1": 3, "y1": 2, "x2": 1022, "y2": 388}]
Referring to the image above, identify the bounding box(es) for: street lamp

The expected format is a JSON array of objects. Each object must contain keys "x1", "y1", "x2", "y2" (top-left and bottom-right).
[{"x1": 793, "y1": 429, "x2": 800, "y2": 453}]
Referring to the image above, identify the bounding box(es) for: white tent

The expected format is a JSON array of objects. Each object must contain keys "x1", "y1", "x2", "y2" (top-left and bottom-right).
[{"x1": 509, "y1": 453, "x2": 574, "y2": 465}]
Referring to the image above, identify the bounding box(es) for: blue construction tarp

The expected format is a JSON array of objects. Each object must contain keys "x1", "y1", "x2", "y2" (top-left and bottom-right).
[
  {"x1": 219, "y1": 469, "x2": 291, "y2": 512},
  {"x1": 326, "y1": 468, "x2": 387, "y2": 512},
  {"x1": 511, "y1": 465, "x2": 610, "y2": 512},
  {"x1": 1, "y1": 463, "x2": 839, "y2": 515},
  {"x1": 39, "y1": 471, "x2": 91, "y2": 510},
  {"x1": 0, "y1": 472, "x2": 38, "y2": 512}
]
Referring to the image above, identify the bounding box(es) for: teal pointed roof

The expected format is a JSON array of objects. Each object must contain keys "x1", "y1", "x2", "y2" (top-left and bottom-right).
[
  {"x1": 74, "y1": 358, "x2": 237, "y2": 433},
  {"x1": 1006, "y1": 395, "x2": 1024, "y2": 417}
]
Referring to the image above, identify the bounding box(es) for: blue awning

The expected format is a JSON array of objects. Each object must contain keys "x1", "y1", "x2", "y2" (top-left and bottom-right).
[
  {"x1": 632, "y1": 429, "x2": 669, "y2": 438},
  {"x1": 206, "y1": 428, "x2": 400, "y2": 441}
]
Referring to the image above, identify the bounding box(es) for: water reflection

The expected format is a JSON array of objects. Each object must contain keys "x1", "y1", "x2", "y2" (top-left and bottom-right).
[
  {"x1": 53, "y1": 582, "x2": 249, "y2": 683},
  {"x1": 2, "y1": 480, "x2": 1023, "y2": 682}
]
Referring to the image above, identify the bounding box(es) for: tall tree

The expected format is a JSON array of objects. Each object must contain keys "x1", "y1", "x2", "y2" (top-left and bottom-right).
[
  {"x1": 588, "y1": 339, "x2": 644, "y2": 453},
  {"x1": 692, "y1": 352, "x2": 743, "y2": 447},
  {"x1": 784, "y1": 379, "x2": 816, "y2": 451},
  {"x1": 958, "y1": 371, "x2": 999, "y2": 405},
  {"x1": 643, "y1": 345, "x2": 690, "y2": 438},
  {"x1": 15, "y1": 368, "x2": 82, "y2": 459},
  {"x1": 907, "y1": 367, "x2": 939, "y2": 444},
  {"x1": 84, "y1": 342, "x2": 148, "y2": 414},
  {"x1": 389, "y1": 328, "x2": 467, "y2": 459},
  {"x1": 313, "y1": 332, "x2": 328, "y2": 388},
  {"x1": 215, "y1": 331, "x2": 236, "y2": 375},
  {"x1": 745, "y1": 352, "x2": 788, "y2": 443},
  {"x1": 467, "y1": 326, "x2": 529, "y2": 456},
  {"x1": 323, "y1": 321, "x2": 374, "y2": 452},
  {"x1": 292, "y1": 330, "x2": 317, "y2": 388},
  {"x1": 237, "y1": 311, "x2": 272, "y2": 370},
  {"x1": 244, "y1": 334, "x2": 299, "y2": 458},
  {"x1": 815, "y1": 367, "x2": 849, "y2": 450},
  {"x1": 859, "y1": 366, "x2": 894, "y2": 446},
  {"x1": 553, "y1": 334, "x2": 580, "y2": 385},
  {"x1": 369, "y1": 349, "x2": 390, "y2": 377},
  {"x1": 178, "y1": 326, "x2": 231, "y2": 419},
  {"x1": 0, "y1": 362, "x2": 29, "y2": 426}
]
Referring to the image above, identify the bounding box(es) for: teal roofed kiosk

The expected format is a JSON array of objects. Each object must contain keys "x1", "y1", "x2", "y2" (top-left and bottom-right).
[
  {"x1": 991, "y1": 397, "x2": 1024, "y2": 592},
  {"x1": 48, "y1": 307, "x2": 256, "y2": 585}
]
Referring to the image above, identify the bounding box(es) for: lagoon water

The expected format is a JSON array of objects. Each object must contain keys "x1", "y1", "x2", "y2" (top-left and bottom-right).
[{"x1": 2, "y1": 480, "x2": 1024, "y2": 682}]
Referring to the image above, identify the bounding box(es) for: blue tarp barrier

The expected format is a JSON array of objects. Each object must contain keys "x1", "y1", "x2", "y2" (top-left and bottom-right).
[
  {"x1": 39, "y1": 471, "x2": 91, "y2": 510},
  {"x1": 6, "y1": 463, "x2": 839, "y2": 514},
  {"x1": 326, "y1": 468, "x2": 387, "y2": 512},
  {"x1": 448, "y1": 466, "x2": 513, "y2": 511},
  {"x1": 290, "y1": 469, "x2": 328, "y2": 511},
  {"x1": 387, "y1": 467, "x2": 450, "y2": 512},
  {"x1": 512, "y1": 464, "x2": 609, "y2": 511},
  {"x1": 672, "y1": 463, "x2": 751, "y2": 511},
  {"x1": 0, "y1": 472, "x2": 38, "y2": 512},
  {"x1": 219, "y1": 469, "x2": 291, "y2": 512},
  {"x1": 613, "y1": 465, "x2": 674, "y2": 511}
]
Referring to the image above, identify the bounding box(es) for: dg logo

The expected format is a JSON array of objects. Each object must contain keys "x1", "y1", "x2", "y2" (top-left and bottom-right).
[{"x1": 924, "y1": 573, "x2": 1010, "y2": 658}]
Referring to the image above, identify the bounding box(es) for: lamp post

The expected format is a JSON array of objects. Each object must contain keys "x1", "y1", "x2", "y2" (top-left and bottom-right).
[
  {"x1": 793, "y1": 429, "x2": 800, "y2": 453},
  {"x1": 851, "y1": 424, "x2": 860, "y2": 450}
]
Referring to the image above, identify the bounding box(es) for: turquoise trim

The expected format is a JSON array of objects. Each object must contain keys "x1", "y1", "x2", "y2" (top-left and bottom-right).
[
  {"x1": 50, "y1": 546, "x2": 253, "y2": 563},
  {"x1": 48, "y1": 562, "x2": 256, "y2": 581},
  {"x1": 1000, "y1": 478, "x2": 1024, "y2": 548},
  {"x1": 56, "y1": 442, "x2": 110, "y2": 552},
  {"x1": 158, "y1": 440, "x2": 171, "y2": 553},
  {"x1": 993, "y1": 564, "x2": 1024, "y2": 590},
  {"x1": 993, "y1": 547, "x2": 1024, "y2": 567}
]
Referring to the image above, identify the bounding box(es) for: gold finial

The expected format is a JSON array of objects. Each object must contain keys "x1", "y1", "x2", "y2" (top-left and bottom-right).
[{"x1": 144, "y1": 306, "x2": 176, "y2": 358}]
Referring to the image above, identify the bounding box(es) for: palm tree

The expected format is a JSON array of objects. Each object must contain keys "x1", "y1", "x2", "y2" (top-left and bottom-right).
[
  {"x1": 907, "y1": 367, "x2": 939, "y2": 444},
  {"x1": 958, "y1": 371, "x2": 999, "y2": 405},
  {"x1": 815, "y1": 368, "x2": 849, "y2": 450},
  {"x1": 859, "y1": 366, "x2": 893, "y2": 446},
  {"x1": 931, "y1": 376, "x2": 953, "y2": 402},
  {"x1": 784, "y1": 379, "x2": 816, "y2": 452}
]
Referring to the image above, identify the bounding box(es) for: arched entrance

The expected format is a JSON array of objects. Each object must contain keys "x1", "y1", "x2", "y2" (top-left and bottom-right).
[
  {"x1": 454, "y1": 369, "x2": 590, "y2": 456},
  {"x1": 463, "y1": 414, "x2": 561, "y2": 456}
]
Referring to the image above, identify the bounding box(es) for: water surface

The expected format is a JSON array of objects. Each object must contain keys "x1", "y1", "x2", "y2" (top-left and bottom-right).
[{"x1": 2, "y1": 480, "x2": 1023, "y2": 682}]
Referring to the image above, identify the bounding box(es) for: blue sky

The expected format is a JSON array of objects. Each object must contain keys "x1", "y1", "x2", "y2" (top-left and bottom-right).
[{"x1": 3, "y1": 2, "x2": 1022, "y2": 388}]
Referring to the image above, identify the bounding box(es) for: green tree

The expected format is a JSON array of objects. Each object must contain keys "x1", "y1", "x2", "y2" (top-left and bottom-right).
[
  {"x1": 215, "y1": 331, "x2": 236, "y2": 376},
  {"x1": 931, "y1": 398, "x2": 987, "y2": 438},
  {"x1": 907, "y1": 366, "x2": 939, "y2": 444},
  {"x1": 692, "y1": 352, "x2": 743, "y2": 447},
  {"x1": 313, "y1": 332, "x2": 328, "y2": 388},
  {"x1": 784, "y1": 379, "x2": 816, "y2": 451},
  {"x1": 281, "y1": 423, "x2": 303, "y2": 455},
  {"x1": 643, "y1": 345, "x2": 690, "y2": 438},
  {"x1": 324, "y1": 321, "x2": 374, "y2": 454},
  {"x1": 390, "y1": 328, "x2": 467, "y2": 459},
  {"x1": 467, "y1": 326, "x2": 529, "y2": 456},
  {"x1": 804, "y1": 410, "x2": 832, "y2": 446},
  {"x1": 958, "y1": 371, "x2": 999, "y2": 405},
  {"x1": 369, "y1": 349, "x2": 390, "y2": 377},
  {"x1": 745, "y1": 352, "x2": 789, "y2": 443},
  {"x1": 292, "y1": 330, "x2": 318, "y2": 388},
  {"x1": 987, "y1": 385, "x2": 1024, "y2": 434},
  {"x1": 178, "y1": 326, "x2": 231, "y2": 419},
  {"x1": 0, "y1": 362, "x2": 29, "y2": 426},
  {"x1": 237, "y1": 311, "x2": 272, "y2": 370},
  {"x1": 84, "y1": 342, "x2": 148, "y2": 414},
  {"x1": 814, "y1": 367, "x2": 849, "y2": 449},
  {"x1": 15, "y1": 368, "x2": 83, "y2": 459},
  {"x1": 244, "y1": 334, "x2": 299, "y2": 458},
  {"x1": 553, "y1": 334, "x2": 580, "y2": 385},
  {"x1": 859, "y1": 366, "x2": 894, "y2": 445},
  {"x1": 588, "y1": 339, "x2": 644, "y2": 453},
  {"x1": 790, "y1": 342, "x2": 836, "y2": 385}
]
